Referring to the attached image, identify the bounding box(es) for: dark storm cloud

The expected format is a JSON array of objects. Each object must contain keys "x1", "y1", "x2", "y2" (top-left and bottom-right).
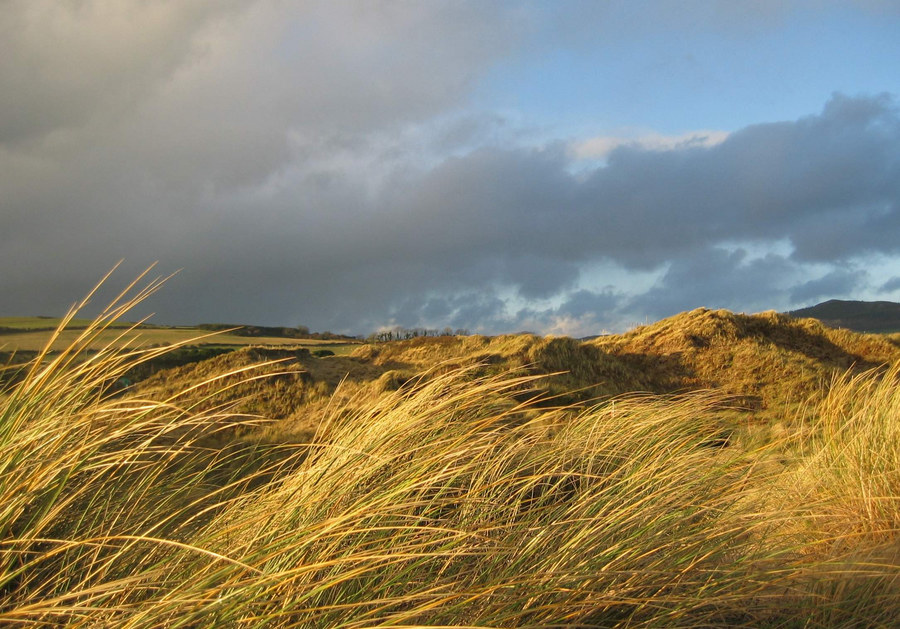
[
  {"x1": 333, "y1": 92, "x2": 898, "y2": 329},
  {"x1": 627, "y1": 248, "x2": 799, "y2": 320},
  {"x1": 789, "y1": 269, "x2": 870, "y2": 306},
  {"x1": 364, "y1": 93, "x2": 899, "y2": 285},
  {"x1": 559, "y1": 289, "x2": 623, "y2": 320},
  {"x1": 1, "y1": 2, "x2": 898, "y2": 334},
  {"x1": 879, "y1": 277, "x2": 900, "y2": 294}
]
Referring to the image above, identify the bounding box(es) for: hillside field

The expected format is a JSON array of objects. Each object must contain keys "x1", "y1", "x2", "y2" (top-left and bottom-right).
[{"x1": 0, "y1": 317, "x2": 360, "y2": 354}]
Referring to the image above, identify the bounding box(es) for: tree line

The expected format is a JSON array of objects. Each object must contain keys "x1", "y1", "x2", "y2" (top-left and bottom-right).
[
  {"x1": 196, "y1": 324, "x2": 355, "y2": 341},
  {"x1": 367, "y1": 326, "x2": 470, "y2": 343}
]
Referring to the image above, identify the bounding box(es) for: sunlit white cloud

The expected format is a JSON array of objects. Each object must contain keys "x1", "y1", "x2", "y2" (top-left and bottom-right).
[{"x1": 570, "y1": 129, "x2": 730, "y2": 161}]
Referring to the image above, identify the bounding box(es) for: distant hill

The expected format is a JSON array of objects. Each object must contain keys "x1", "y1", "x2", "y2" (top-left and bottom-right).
[{"x1": 787, "y1": 299, "x2": 900, "y2": 333}]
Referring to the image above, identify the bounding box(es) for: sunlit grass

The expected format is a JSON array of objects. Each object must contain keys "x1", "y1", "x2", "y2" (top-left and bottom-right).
[
  {"x1": 797, "y1": 363, "x2": 900, "y2": 538},
  {"x1": 2, "y1": 272, "x2": 899, "y2": 626}
]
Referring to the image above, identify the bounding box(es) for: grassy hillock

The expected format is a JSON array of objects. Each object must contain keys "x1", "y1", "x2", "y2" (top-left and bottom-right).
[
  {"x1": 592, "y1": 307, "x2": 900, "y2": 421},
  {"x1": 135, "y1": 346, "x2": 387, "y2": 444},
  {"x1": 3, "y1": 281, "x2": 900, "y2": 626}
]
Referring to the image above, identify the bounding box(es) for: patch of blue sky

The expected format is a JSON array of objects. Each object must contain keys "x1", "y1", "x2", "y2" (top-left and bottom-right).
[{"x1": 469, "y1": 5, "x2": 900, "y2": 143}]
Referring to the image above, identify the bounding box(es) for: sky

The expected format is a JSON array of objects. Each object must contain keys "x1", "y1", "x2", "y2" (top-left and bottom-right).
[{"x1": 2, "y1": 1, "x2": 899, "y2": 337}]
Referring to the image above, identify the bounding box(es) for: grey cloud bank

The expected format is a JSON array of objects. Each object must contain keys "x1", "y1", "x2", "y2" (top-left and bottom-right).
[{"x1": 1, "y1": 2, "x2": 898, "y2": 336}]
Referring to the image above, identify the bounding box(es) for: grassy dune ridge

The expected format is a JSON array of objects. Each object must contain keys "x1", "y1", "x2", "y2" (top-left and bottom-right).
[
  {"x1": 128, "y1": 308, "x2": 900, "y2": 448},
  {"x1": 2, "y1": 277, "x2": 900, "y2": 626}
]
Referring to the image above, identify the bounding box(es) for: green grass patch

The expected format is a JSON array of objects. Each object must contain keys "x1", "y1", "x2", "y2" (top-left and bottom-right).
[
  {"x1": 0, "y1": 327, "x2": 358, "y2": 352},
  {"x1": 0, "y1": 315, "x2": 136, "y2": 331}
]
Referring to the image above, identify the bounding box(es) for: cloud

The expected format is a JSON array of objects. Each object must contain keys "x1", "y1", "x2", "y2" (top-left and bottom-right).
[
  {"x1": 789, "y1": 268, "x2": 870, "y2": 305},
  {"x1": 0, "y1": 3, "x2": 898, "y2": 335},
  {"x1": 879, "y1": 276, "x2": 900, "y2": 294},
  {"x1": 0, "y1": 1, "x2": 244, "y2": 145},
  {"x1": 4, "y1": 91, "x2": 900, "y2": 333},
  {"x1": 627, "y1": 247, "x2": 799, "y2": 319},
  {"x1": 374, "y1": 92, "x2": 900, "y2": 292},
  {"x1": 571, "y1": 129, "x2": 730, "y2": 161},
  {"x1": 508, "y1": 287, "x2": 626, "y2": 337},
  {"x1": 558, "y1": 288, "x2": 623, "y2": 320}
]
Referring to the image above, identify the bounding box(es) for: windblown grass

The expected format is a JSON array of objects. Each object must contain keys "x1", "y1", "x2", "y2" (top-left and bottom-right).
[
  {"x1": 778, "y1": 363, "x2": 900, "y2": 626},
  {"x1": 2, "y1": 274, "x2": 900, "y2": 626},
  {"x1": 0, "y1": 270, "x2": 294, "y2": 624},
  {"x1": 798, "y1": 363, "x2": 900, "y2": 539}
]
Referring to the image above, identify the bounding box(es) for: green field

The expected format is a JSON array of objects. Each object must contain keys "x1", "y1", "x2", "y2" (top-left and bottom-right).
[
  {"x1": 0, "y1": 317, "x2": 360, "y2": 354},
  {"x1": 0, "y1": 316, "x2": 137, "y2": 330}
]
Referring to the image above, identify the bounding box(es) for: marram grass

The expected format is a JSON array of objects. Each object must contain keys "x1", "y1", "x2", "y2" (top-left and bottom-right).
[{"x1": 2, "y1": 275, "x2": 900, "y2": 626}]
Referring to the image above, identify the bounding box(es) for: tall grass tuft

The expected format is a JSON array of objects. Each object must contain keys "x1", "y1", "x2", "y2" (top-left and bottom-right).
[
  {"x1": 780, "y1": 363, "x2": 900, "y2": 626},
  {"x1": 0, "y1": 269, "x2": 293, "y2": 624},
  {"x1": 799, "y1": 363, "x2": 900, "y2": 539}
]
